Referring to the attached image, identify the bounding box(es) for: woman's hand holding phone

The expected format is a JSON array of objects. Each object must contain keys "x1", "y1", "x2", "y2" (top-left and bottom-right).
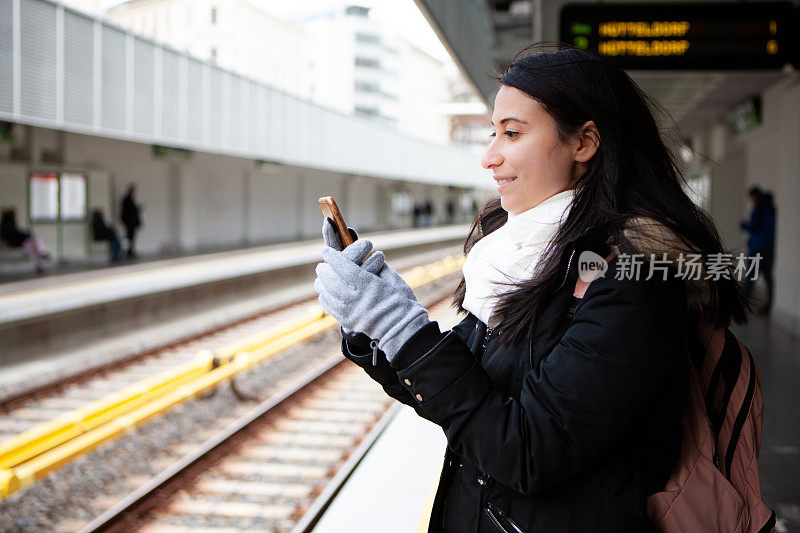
[{"x1": 316, "y1": 196, "x2": 426, "y2": 361}]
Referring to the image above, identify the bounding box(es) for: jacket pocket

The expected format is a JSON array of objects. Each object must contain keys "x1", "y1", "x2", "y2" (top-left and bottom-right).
[{"x1": 484, "y1": 502, "x2": 526, "y2": 533}]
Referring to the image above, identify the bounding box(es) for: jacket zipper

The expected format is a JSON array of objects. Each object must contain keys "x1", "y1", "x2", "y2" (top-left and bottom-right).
[
  {"x1": 369, "y1": 339, "x2": 379, "y2": 366},
  {"x1": 485, "y1": 503, "x2": 526, "y2": 533},
  {"x1": 485, "y1": 506, "x2": 510, "y2": 533},
  {"x1": 482, "y1": 327, "x2": 494, "y2": 350},
  {"x1": 554, "y1": 248, "x2": 576, "y2": 292}
]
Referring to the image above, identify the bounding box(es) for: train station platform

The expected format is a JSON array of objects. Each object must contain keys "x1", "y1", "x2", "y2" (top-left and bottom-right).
[
  {"x1": 311, "y1": 406, "x2": 446, "y2": 533},
  {"x1": 0, "y1": 224, "x2": 468, "y2": 324}
]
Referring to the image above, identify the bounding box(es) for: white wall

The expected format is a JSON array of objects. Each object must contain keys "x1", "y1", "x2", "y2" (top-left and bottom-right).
[
  {"x1": 698, "y1": 72, "x2": 800, "y2": 334},
  {"x1": 344, "y1": 176, "x2": 380, "y2": 232},
  {"x1": 707, "y1": 130, "x2": 747, "y2": 251},
  {"x1": 247, "y1": 167, "x2": 300, "y2": 243},
  {"x1": 299, "y1": 168, "x2": 347, "y2": 239},
  {"x1": 1, "y1": 124, "x2": 480, "y2": 263},
  {"x1": 0, "y1": 163, "x2": 28, "y2": 222},
  {"x1": 762, "y1": 77, "x2": 800, "y2": 333},
  {"x1": 3, "y1": 125, "x2": 479, "y2": 261},
  {"x1": 178, "y1": 152, "x2": 251, "y2": 249},
  {"x1": 65, "y1": 132, "x2": 172, "y2": 254}
]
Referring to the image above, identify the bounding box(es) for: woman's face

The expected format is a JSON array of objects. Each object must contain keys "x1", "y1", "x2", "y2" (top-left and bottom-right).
[{"x1": 481, "y1": 85, "x2": 578, "y2": 215}]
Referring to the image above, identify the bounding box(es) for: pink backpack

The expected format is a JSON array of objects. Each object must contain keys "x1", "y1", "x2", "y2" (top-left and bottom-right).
[{"x1": 575, "y1": 266, "x2": 775, "y2": 532}]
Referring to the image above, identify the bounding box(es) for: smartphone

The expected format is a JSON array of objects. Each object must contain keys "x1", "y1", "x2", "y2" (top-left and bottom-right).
[{"x1": 318, "y1": 196, "x2": 354, "y2": 247}]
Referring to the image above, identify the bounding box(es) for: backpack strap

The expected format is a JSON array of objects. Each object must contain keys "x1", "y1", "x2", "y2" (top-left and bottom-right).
[{"x1": 573, "y1": 253, "x2": 615, "y2": 299}]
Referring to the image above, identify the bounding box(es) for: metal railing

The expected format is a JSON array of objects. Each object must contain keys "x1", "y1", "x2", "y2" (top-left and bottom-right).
[{"x1": 0, "y1": 0, "x2": 484, "y2": 188}]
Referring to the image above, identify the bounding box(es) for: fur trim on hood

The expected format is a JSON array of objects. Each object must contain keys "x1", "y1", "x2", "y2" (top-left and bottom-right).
[{"x1": 618, "y1": 216, "x2": 712, "y2": 316}]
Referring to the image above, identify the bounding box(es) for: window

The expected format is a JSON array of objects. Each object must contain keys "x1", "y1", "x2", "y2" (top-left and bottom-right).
[
  {"x1": 355, "y1": 57, "x2": 379, "y2": 69},
  {"x1": 391, "y1": 192, "x2": 413, "y2": 215},
  {"x1": 210, "y1": 47, "x2": 217, "y2": 63},
  {"x1": 29, "y1": 172, "x2": 87, "y2": 222},
  {"x1": 30, "y1": 173, "x2": 59, "y2": 222},
  {"x1": 355, "y1": 32, "x2": 380, "y2": 45},
  {"x1": 211, "y1": 6, "x2": 217, "y2": 25},
  {"x1": 355, "y1": 81, "x2": 379, "y2": 93},
  {"x1": 354, "y1": 106, "x2": 379, "y2": 117},
  {"x1": 59, "y1": 173, "x2": 87, "y2": 221},
  {"x1": 346, "y1": 5, "x2": 369, "y2": 17}
]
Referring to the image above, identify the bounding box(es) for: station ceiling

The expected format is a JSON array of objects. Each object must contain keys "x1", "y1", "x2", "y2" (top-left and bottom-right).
[{"x1": 419, "y1": 0, "x2": 791, "y2": 136}]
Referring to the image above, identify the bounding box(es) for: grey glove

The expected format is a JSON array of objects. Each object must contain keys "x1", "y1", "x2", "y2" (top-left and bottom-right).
[
  {"x1": 321, "y1": 218, "x2": 417, "y2": 301},
  {"x1": 322, "y1": 218, "x2": 360, "y2": 253},
  {"x1": 315, "y1": 243, "x2": 430, "y2": 362}
]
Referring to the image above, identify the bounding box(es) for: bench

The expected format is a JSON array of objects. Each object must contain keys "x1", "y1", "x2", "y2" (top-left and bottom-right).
[{"x1": 0, "y1": 241, "x2": 30, "y2": 265}]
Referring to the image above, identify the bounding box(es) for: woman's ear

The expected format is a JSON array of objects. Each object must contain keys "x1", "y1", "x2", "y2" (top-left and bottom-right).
[{"x1": 573, "y1": 121, "x2": 600, "y2": 163}]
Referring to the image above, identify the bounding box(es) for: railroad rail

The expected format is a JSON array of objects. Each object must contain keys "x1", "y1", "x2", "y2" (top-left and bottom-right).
[
  {"x1": 81, "y1": 355, "x2": 396, "y2": 533},
  {"x1": 81, "y1": 292, "x2": 459, "y2": 533}
]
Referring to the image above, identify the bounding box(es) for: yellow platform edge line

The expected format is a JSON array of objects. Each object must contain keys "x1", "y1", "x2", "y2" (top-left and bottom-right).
[
  {"x1": 0, "y1": 253, "x2": 464, "y2": 500},
  {"x1": 416, "y1": 480, "x2": 440, "y2": 533}
]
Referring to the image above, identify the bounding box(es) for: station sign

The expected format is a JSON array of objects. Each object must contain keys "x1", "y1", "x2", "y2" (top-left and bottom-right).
[{"x1": 560, "y1": 3, "x2": 798, "y2": 69}]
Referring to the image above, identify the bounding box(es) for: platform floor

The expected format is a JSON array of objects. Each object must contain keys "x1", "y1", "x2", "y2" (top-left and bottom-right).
[
  {"x1": 0, "y1": 224, "x2": 470, "y2": 286},
  {"x1": 311, "y1": 406, "x2": 446, "y2": 533},
  {"x1": 732, "y1": 315, "x2": 800, "y2": 532}
]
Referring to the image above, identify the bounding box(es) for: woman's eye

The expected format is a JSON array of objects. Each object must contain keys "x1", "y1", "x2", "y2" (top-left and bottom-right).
[{"x1": 488, "y1": 131, "x2": 519, "y2": 140}]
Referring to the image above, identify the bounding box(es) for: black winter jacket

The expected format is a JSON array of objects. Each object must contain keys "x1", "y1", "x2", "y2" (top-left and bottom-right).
[{"x1": 342, "y1": 226, "x2": 689, "y2": 532}]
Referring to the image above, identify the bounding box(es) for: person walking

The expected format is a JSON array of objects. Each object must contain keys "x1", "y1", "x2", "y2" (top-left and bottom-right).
[
  {"x1": 315, "y1": 46, "x2": 752, "y2": 531},
  {"x1": 740, "y1": 186, "x2": 776, "y2": 314},
  {"x1": 0, "y1": 207, "x2": 49, "y2": 273},
  {"x1": 120, "y1": 184, "x2": 142, "y2": 259}
]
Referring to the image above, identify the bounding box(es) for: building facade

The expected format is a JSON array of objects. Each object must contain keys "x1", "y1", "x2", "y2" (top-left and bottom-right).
[{"x1": 104, "y1": 0, "x2": 312, "y2": 98}]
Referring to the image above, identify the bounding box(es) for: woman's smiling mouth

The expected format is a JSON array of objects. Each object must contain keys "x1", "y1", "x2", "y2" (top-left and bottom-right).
[{"x1": 496, "y1": 177, "x2": 517, "y2": 188}]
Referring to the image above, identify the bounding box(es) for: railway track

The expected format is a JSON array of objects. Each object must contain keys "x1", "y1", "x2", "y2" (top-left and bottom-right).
[
  {"x1": 0, "y1": 254, "x2": 462, "y2": 532},
  {"x1": 66, "y1": 293, "x2": 459, "y2": 533},
  {"x1": 82, "y1": 357, "x2": 396, "y2": 533},
  {"x1": 0, "y1": 297, "x2": 310, "y2": 415},
  {"x1": 0, "y1": 249, "x2": 461, "y2": 431},
  {"x1": 0, "y1": 301, "x2": 321, "y2": 438}
]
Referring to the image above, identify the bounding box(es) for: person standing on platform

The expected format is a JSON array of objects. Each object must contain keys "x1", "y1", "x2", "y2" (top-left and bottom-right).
[
  {"x1": 740, "y1": 186, "x2": 776, "y2": 314},
  {"x1": 315, "y1": 46, "x2": 758, "y2": 531},
  {"x1": 423, "y1": 200, "x2": 434, "y2": 226},
  {"x1": 120, "y1": 184, "x2": 142, "y2": 259},
  {"x1": 0, "y1": 207, "x2": 49, "y2": 273}
]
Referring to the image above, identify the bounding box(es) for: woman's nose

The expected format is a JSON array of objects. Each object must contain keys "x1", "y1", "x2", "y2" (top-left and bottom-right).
[{"x1": 481, "y1": 144, "x2": 502, "y2": 169}]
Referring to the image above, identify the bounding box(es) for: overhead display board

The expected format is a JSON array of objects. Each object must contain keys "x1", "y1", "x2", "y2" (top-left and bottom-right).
[{"x1": 560, "y1": 3, "x2": 798, "y2": 70}]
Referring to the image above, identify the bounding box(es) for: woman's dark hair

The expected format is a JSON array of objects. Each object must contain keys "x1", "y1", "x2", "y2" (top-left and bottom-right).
[{"x1": 453, "y1": 44, "x2": 749, "y2": 349}]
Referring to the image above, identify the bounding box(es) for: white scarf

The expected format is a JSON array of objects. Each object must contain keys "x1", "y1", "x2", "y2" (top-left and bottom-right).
[{"x1": 462, "y1": 189, "x2": 577, "y2": 327}]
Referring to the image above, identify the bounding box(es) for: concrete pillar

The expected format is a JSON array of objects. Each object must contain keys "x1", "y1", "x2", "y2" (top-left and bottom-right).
[{"x1": 166, "y1": 161, "x2": 182, "y2": 253}]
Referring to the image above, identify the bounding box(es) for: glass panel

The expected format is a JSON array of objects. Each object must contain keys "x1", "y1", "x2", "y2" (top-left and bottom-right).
[
  {"x1": 60, "y1": 172, "x2": 86, "y2": 221},
  {"x1": 30, "y1": 172, "x2": 58, "y2": 222}
]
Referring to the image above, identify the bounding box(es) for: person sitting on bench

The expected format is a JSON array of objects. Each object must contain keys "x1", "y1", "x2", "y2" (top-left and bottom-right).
[
  {"x1": 0, "y1": 207, "x2": 49, "y2": 273},
  {"x1": 91, "y1": 209, "x2": 123, "y2": 263}
]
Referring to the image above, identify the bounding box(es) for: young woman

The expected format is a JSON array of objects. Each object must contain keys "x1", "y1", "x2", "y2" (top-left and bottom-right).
[{"x1": 314, "y1": 46, "x2": 748, "y2": 532}]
